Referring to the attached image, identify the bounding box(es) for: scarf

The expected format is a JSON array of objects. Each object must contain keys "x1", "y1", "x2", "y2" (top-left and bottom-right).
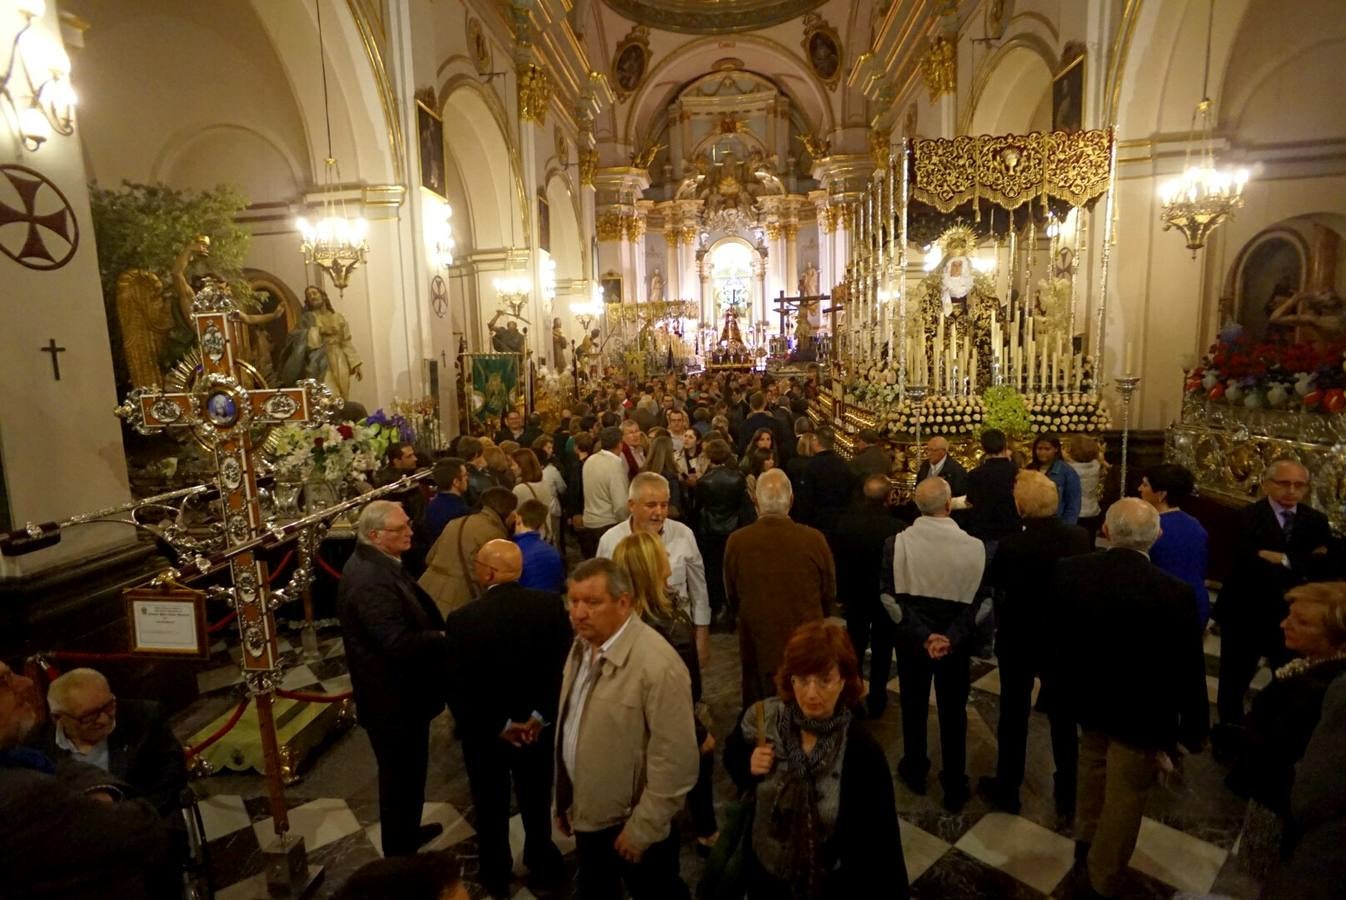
[{"x1": 768, "y1": 702, "x2": 851, "y2": 900}]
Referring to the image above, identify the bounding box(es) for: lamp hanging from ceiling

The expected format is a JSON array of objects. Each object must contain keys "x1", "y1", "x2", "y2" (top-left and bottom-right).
[
  {"x1": 1157, "y1": 0, "x2": 1250, "y2": 257},
  {"x1": 296, "y1": 0, "x2": 368, "y2": 294}
]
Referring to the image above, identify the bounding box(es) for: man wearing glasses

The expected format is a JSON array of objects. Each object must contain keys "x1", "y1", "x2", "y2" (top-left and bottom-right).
[
  {"x1": 1215, "y1": 458, "x2": 1334, "y2": 750},
  {"x1": 28, "y1": 667, "x2": 187, "y2": 817}
]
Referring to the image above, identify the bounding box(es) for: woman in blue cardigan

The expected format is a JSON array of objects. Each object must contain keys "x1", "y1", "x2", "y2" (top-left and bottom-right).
[
  {"x1": 1027, "y1": 434, "x2": 1082, "y2": 524},
  {"x1": 1140, "y1": 463, "x2": 1211, "y2": 625}
]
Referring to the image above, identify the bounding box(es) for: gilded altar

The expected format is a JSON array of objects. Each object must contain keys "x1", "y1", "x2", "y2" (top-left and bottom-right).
[{"x1": 1167, "y1": 396, "x2": 1346, "y2": 534}]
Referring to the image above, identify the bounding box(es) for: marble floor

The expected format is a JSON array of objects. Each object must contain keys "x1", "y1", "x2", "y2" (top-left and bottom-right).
[{"x1": 175, "y1": 618, "x2": 1265, "y2": 899}]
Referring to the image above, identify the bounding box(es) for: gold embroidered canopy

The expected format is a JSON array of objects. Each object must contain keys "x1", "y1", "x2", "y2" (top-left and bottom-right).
[{"x1": 910, "y1": 128, "x2": 1114, "y2": 214}]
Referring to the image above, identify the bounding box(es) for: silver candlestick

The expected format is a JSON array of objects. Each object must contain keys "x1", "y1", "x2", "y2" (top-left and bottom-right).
[
  {"x1": 907, "y1": 383, "x2": 929, "y2": 480},
  {"x1": 1113, "y1": 375, "x2": 1141, "y2": 496}
]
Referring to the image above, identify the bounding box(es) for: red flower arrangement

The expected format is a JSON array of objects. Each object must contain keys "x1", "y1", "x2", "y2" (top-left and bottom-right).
[{"x1": 1187, "y1": 335, "x2": 1346, "y2": 412}]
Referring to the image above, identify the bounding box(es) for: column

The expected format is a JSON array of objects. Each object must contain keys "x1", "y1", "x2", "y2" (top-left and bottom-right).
[
  {"x1": 664, "y1": 228, "x2": 680, "y2": 301},
  {"x1": 784, "y1": 221, "x2": 799, "y2": 297}
]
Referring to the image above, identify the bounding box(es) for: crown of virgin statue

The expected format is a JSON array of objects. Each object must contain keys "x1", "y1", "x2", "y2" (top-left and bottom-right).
[{"x1": 936, "y1": 225, "x2": 979, "y2": 259}]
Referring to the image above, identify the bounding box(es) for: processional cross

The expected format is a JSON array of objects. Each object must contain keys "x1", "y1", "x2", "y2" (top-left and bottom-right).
[{"x1": 116, "y1": 281, "x2": 338, "y2": 890}]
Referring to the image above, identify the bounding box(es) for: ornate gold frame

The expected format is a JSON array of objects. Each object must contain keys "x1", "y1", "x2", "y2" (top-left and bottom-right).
[
  {"x1": 612, "y1": 26, "x2": 652, "y2": 101},
  {"x1": 801, "y1": 12, "x2": 842, "y2": 91}
]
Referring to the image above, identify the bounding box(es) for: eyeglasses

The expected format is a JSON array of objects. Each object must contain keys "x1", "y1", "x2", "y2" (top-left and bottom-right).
[
  {"x1": 378, "y1": 524, "x2": 413, "y2": 534},
  {"x1": 1269, "y1": 479, "x2": 1309, "y2": 490},
  {"x1": 790, "y1": 674, "x2": 842, "y2": 692},
  {"x1": 65, "y1": 697, "x2": 116, "y2": 728}
]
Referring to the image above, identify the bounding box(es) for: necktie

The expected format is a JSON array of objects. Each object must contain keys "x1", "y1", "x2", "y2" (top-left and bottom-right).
[{"x1": 1281, "y1": 509, "x2": 1295, "y2": 542}]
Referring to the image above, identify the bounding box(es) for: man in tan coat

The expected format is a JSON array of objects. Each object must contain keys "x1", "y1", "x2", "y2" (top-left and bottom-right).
[
  {"x1": 556, "y1": 557, "x2": 698, "y2": 900},
  {"x1": 420, "y1": 487, "x2": 517, "y2": 616},
  {"x1": 724, "y1": 468, "x2": 837, "y2": 705}
]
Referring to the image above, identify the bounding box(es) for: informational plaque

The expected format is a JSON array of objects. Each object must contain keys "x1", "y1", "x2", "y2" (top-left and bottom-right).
[{"x1": 124, "y1": 586, "x2": 209, "y2": 658}]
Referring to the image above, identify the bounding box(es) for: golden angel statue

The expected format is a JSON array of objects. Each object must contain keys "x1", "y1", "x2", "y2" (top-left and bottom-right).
[
  {"x1": 115, "y1": 270, "x2": 172, "y2": 387},
  {"x1": 278, "y1": 285, "x2": 363, "y2": 399}
]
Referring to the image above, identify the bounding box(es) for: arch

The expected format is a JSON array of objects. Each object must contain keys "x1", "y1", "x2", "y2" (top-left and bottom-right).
[
  {"x1": 439, "y1": 77, "x2": 527, "y2": 251},
  {"x1": 150, "y1": 124, "x2": 307, "y2": 202},
  {"x1": 963, "y1": 37, "x2": 1055, "y2": 136},
  {"x1": 545, "y1": 171, "x2": 583, "y2": 282},
  {"x1": 621, "y1": 34, "x2": 834, "y2": 147}
]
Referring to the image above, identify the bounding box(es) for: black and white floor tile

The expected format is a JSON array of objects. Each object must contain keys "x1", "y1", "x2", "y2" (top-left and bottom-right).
[{"x1": 174, "y1": 618, "x2": 1268, "y2": 899}]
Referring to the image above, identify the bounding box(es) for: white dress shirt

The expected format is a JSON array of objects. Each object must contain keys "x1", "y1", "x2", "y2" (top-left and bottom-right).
[
  {"x1": 582, "y1": 450, "x2": 630, "y2": 528},
  {"x1": 597, "y1": 517, "x2": 710, "y2": 626},
  {"x1": 561, "y1": 613, "x2": 634, "y2": 778}
]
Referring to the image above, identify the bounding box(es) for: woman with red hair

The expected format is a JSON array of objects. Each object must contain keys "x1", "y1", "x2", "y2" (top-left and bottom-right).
[{"x1": 723, "y1": 620, "x2": 908, "y2": 898}]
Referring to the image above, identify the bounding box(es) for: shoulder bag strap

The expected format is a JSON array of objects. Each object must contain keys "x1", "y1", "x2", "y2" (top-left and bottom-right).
[
  {"x1": 755, "y1": 700, "x2": 766, "y2": 748},
  {"x1": 457, "y1": 515, "x2": 481, "y2": 599}
]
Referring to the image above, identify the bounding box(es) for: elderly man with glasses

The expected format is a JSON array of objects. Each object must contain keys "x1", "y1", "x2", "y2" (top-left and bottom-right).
[{"x1": 27, "y1": 667, "x2": 186, "y2": 817}]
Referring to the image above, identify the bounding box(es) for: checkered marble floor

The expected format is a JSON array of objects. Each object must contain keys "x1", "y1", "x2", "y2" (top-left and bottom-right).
[{"x1": 175, "y1": 618, "x2": 1266, "y2": 899}]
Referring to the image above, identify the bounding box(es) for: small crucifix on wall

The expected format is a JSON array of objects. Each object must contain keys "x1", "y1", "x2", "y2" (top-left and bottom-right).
[{"x1": 40, "y1": 338, "x2": 66, "y2": 380}]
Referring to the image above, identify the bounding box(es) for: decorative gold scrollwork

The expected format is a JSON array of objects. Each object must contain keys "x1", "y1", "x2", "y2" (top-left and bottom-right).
[{"x1": 518, "y1": 64, "x2": 553, "y2": 125}]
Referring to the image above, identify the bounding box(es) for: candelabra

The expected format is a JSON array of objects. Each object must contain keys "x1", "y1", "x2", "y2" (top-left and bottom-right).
[
  {"x1": 493, "y1": 275, "x2": 531, "y2": 319},
  {"x1": 906, "y1": 383, "x2": 929, "y2": 476},
  {"x1": 1113, "y1": 375, "x2": 1141, "y2": 495}
]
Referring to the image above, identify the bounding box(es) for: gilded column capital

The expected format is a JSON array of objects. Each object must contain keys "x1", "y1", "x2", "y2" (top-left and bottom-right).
[
  {"x1": 518, "y1": 64, "x2": 553, "y2": 125},
  {"x1": 626, "y1": 214, "x2": 646, "y2": 242},
  {"x1": 869, "y1": 128, "x2": 891, "y2": 170},
  {"x1": 597, "y1": 209, "x2": 626, "y2": 242},
  {"x1": 922, "y1": 35, "x2": 956, "y2": 102},
  {"x1": 578, "y1": 148, "x2": 598, "y2": 186},
  {"x1": 764, "y1": 222, "x2": 783, "y2": 242},
  {"x1": 664, "y1": 228, "x2": 683, "y2": 247},
  {"x1": 681, "y1": 224, "x2": 699, "y2": 247},
  {"x1": 783, "y1": 223, "x2": 798, "y2": 241}
]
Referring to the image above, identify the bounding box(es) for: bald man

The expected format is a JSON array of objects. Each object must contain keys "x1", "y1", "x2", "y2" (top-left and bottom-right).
[{"x1": 445, "y1": 539, "x2": 572, "y2": 897}]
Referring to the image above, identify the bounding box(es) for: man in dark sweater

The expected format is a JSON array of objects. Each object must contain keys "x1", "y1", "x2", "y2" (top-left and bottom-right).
[
  {"x1": 737, "y1": 390, "x2": 789, "y2": 457},
  {"x1": 962, "y1": 428, "x2": 1019, "y2": 557},
  {"x1": 1053, "y1": 499, "x2": 1208, "y2": 899},
  {"x1": 796, "y1": 429, "x2": 857, "y2": 535}
]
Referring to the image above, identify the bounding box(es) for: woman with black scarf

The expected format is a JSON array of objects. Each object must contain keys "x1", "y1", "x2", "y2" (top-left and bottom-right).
[{"x1": 723, "y1": 621, "x2": 909, "y2": 899}]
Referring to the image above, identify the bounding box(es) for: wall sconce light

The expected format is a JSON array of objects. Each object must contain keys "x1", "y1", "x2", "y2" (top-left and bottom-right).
[
  {"x1": 2, "y1": 0, "x2": 77, "y2": 152},
  {"x1": 540, "y1": 254, "x2": 557, "y2": 307},
  {"x1": 493, "y1": 273, "x2": 532, "y2": 319},
  {"x1": 431, "y1": 204, "x2": 456, "y2": 270}
]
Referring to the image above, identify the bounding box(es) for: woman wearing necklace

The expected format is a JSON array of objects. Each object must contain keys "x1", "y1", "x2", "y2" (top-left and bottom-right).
[
  {"x1": 1228, "y1": 581, "x2": 1346, "y2": 880},
  {"x1": 724, "y1": 621, "x2": 908, "y2": 899}
]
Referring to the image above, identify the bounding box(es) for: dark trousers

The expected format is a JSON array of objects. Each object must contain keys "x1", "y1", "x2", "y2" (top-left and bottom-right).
[
  {"x1": 365, "y1": 716, "x2": 431, "y2": 856},
  {"x1": 996, "y1": 658, "x2": 1077, "y2": 809},
  {"x1": 574, "y1": 824, "x2": 689, "y2": 900},
  {"x1": 577, "y1": 523, "x2": 615, "y2": 560},
  {"x1": 1217, "y1": 615, "x2": 1294, "y2": 727},
  {"x1": 461, "y1": 729, "x2": 561, "y2": 890},
  {"x1": 689, "y1": 749, "x2": 717, "y2": 839},
  {"x1": 896, "y1": 644, "x2": 970, "y2": 789},
  {"x1": 698, "y1": 533, "x2": 730, "y2": 617},
  {"x1": 846, "y1": 598, "x2": 895, "y2": 713}
]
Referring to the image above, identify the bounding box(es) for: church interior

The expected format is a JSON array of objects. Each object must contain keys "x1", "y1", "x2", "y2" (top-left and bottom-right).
[{"x1": 2, "y1": 0, "x2": 1344, "y2": 897}]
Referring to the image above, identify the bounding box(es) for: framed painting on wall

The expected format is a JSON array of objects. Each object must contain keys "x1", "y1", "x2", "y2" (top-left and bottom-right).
[
  {"x1": 601, "y1": 274, "x2": 623, "y2": 304},
  {"x1": 1052, "y1": 45, "x2": 1085, "y2": 132},
  {"x1": 417, "y1": 99, "x2": 446, "y2": 198},
  {"x1": 538, "y1": 191, "x2": 551, "y2": 255}
]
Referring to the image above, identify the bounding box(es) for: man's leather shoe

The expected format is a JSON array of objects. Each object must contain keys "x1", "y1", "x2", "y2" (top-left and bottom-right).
[
  {"x1": 976, "y1": 775, "x2": 1021, "y2": 814},
  {"x1": 416, "y1": 823, "x2": 444, "y2": 848}
]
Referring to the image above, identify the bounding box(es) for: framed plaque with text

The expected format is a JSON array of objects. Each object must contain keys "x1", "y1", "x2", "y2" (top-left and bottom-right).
[{"x1": 124, "y1": 586, "x2": 209, "y2": 658}]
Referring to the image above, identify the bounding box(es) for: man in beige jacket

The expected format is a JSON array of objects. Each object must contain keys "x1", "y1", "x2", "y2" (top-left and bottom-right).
[
  {"x1": 555, "y1": 557, "x2": 698, "y2": 900},
  {"x1": 419, "y1": 487, "x2": 517, "y2": 616}
]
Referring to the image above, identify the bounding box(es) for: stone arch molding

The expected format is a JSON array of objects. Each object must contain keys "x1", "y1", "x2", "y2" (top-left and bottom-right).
[
  {"x1": 150, "y1": 124, "x2": 307, "y2": 202},
  {"x1": 962, "y1": 33, "x2": 1057, "y2": 137},
  {"x1": 437, "y1": 77, "x2": 528, "y2": 252},
  {"x1": 620, "y1": 34, "x2": 835, "y2": 148}
]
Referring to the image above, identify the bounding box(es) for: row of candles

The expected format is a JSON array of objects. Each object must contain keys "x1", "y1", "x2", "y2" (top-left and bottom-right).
[{"x1": 901, "y1": 311, "x2": 1089, "y2": 395}]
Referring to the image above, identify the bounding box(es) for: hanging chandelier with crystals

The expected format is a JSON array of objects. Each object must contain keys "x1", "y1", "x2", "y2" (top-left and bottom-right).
[
  {"x1": 295, "y1": 0, "x2": 368, "y2": 294},
  {"x1": 1157, "y1": 0, "x2": 1250, "y2": 257}
]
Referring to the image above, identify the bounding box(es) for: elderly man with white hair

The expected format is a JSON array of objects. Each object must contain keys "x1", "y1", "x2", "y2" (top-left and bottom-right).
[
  {"x1": 889, "y1": 476, "x2": 987, "y2": 812},
  {"x1": 598, "y1": 472, "x2": 711, "y2": 665},
  {"x1": 1052, "y1": 497, "x2": 1209, "y2": 899},
  {"x1": 27, "y1": 667, "x2": 186, "y2": 817},
  {"x1": 339, "y1": 499, "x2": 450, "y2": 857},
  {"x1": 724, "y1": 468, "x2": 836, "y2": 705}
]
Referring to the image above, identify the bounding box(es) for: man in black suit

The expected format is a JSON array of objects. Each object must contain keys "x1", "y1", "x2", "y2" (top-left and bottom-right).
[
  {"x1": 1053, "y1": 499, "x2": 1208, "y2": 899},
  {"x1": 339, "y1": 500, "x2": 450, "y2": 857},
  {"x1": 1215, "y1": 459, "x2": 1334, "y2": 739},
  {"x1": 979, "y1": 472, "x2": 1092, "y2": 818},
  {"x1": 736, "y1": 391, "x2": 788, "y2": 457},
  {"x1": 963, "y1": 428, "x2": 1020, "y2": 556},
  {"x1": 915, "y1": 436, "x2": 968, "y2": 498},
  {"x1": 849, "y1": 429, "x2": 892, "y2": 480},
  {"x1": 29, "y1": 668, "x2": 187, "y2": 817},
  {"x1": 834, "y1": 474, "x2": 906, "y2": 718},
  {"x1": 796, "y1": 428, "x2": 857, "y2": 534},
  {"x1": 446, "y1": 540, "x2": 571, "y2": 897}
]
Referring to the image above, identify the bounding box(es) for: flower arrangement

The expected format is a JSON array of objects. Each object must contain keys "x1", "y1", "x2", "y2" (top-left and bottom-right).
[
  {"x1": 873, "y1": 390, "x2": 1110, "y2": 436},
  {"x1": 268, "y1": 421, "x2": 381, "y2": 480},
  {"x1": 980, "y1": 385, "x2": 1033, "y2": 438},
  {"x1": 363, "y1": 408, "x2": 416, "y2": 462},
  {"x1": 1186, "y1": 337, "x2": 1346, "y2": 413}
]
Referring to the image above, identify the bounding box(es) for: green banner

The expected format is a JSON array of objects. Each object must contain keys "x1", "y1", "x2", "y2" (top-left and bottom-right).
[{"x1": 467, "y1": 354, "x2": 520, "y2": 427}]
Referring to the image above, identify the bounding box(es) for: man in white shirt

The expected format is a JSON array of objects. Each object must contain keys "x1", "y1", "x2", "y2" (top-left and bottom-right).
[
  {"x1": 597, "y1": 472, "x2": 711, "y2": 666},
  {"x1": 890, "y1": 476, "x2": 986, "y2": 812},
  {"x1": 579, "y1": 426, "x2": 630, "y2": 557}
]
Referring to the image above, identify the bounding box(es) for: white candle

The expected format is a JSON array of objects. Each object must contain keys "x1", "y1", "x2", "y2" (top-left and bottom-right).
[{"x1": 1124, "y1": 341, "x2": 1135, "y2": 375}]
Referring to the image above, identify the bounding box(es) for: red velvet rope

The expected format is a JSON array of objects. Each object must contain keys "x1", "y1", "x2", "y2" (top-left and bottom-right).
[
  {"x1": 207, "y1": 610, "x2": 238, "y2": 634},
  {"x1": 275, "y1": 688, "x2": 352, "y2": 703},
  {"x1": 315, "y1": 554, "x2": 344, "y2": 580},
  {"x1": 266, "y1": 550, "x2": 296, "y2": 585},
  {"x1": 183, "y1": 697, "x2": 251, "y2": 760}
]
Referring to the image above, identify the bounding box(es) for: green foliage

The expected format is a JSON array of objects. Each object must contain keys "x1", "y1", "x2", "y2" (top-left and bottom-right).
[
  {"x1": 979, "y1": 385, "x2": 1033, "y2": 439},
  {"x1": 89, "y1": 181, "x2": 256, "y2": 308}
]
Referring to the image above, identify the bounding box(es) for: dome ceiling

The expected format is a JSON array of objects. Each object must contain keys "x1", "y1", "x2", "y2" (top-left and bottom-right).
[{"x1": 600, "y1": 0, "x2": 827, "y2": 35}]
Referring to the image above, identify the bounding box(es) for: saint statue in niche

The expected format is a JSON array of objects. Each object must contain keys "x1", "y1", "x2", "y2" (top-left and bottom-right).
[
  {"x1": 278, "y1": 285, "x2": 363, "y2": 399},
  {"x1": 800, "y1": 262, "x2": 820, "y2": 297},
  {"x1": 648, "y1": 268, "x2": 664, "y2": 302},
  {"x1": 552, "y1": 317, "x2": 567, "y2": 369}
]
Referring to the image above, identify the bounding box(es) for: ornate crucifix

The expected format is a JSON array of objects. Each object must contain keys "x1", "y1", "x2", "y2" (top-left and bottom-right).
[{"x1": 116, "y1": 281, "x2": 338, "y2": 892}]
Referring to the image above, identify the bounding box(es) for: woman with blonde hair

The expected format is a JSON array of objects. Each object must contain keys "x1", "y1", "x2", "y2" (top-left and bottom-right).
[
  {"x1": 1067, "y1": 435, "x2": 1106, "y2": 544},
  {"x1": 482, "y1": 445, "x2": 515, "y2": 489},
  {"x1": 613, "y1": 532, "x2": 719, "y2": 852}
]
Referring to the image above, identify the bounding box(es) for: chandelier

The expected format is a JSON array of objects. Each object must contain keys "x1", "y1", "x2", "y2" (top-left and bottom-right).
[
  {"x1": 295, "y1": 0, "x2": 368, "y2": 294},
  {"x1": 493, "y1": 272, "x2": 532, "y2": 319},
  {"x1": 1157, "y1": 0, "x2": 1250, "y2": 256}
]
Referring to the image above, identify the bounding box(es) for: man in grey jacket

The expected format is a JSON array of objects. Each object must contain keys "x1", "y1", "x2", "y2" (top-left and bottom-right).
[{"x1": 555, "y1": 557, "x2": 698, "y2": 900}]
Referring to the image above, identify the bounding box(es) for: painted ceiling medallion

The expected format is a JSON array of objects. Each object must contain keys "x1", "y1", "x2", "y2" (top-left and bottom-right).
[{"x1": 601, "y1": 0, "x2": 827, "y2": 36}]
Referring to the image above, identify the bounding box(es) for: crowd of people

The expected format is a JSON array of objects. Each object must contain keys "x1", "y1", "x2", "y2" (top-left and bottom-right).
[{"x1": 3, "y1": 368, "x2": 1345, "y2": 900}]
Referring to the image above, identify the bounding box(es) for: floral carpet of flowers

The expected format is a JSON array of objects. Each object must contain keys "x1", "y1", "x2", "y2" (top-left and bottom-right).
[{"x1": 1186, "y1": 336, "x2": 1346, "y2": 413}]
